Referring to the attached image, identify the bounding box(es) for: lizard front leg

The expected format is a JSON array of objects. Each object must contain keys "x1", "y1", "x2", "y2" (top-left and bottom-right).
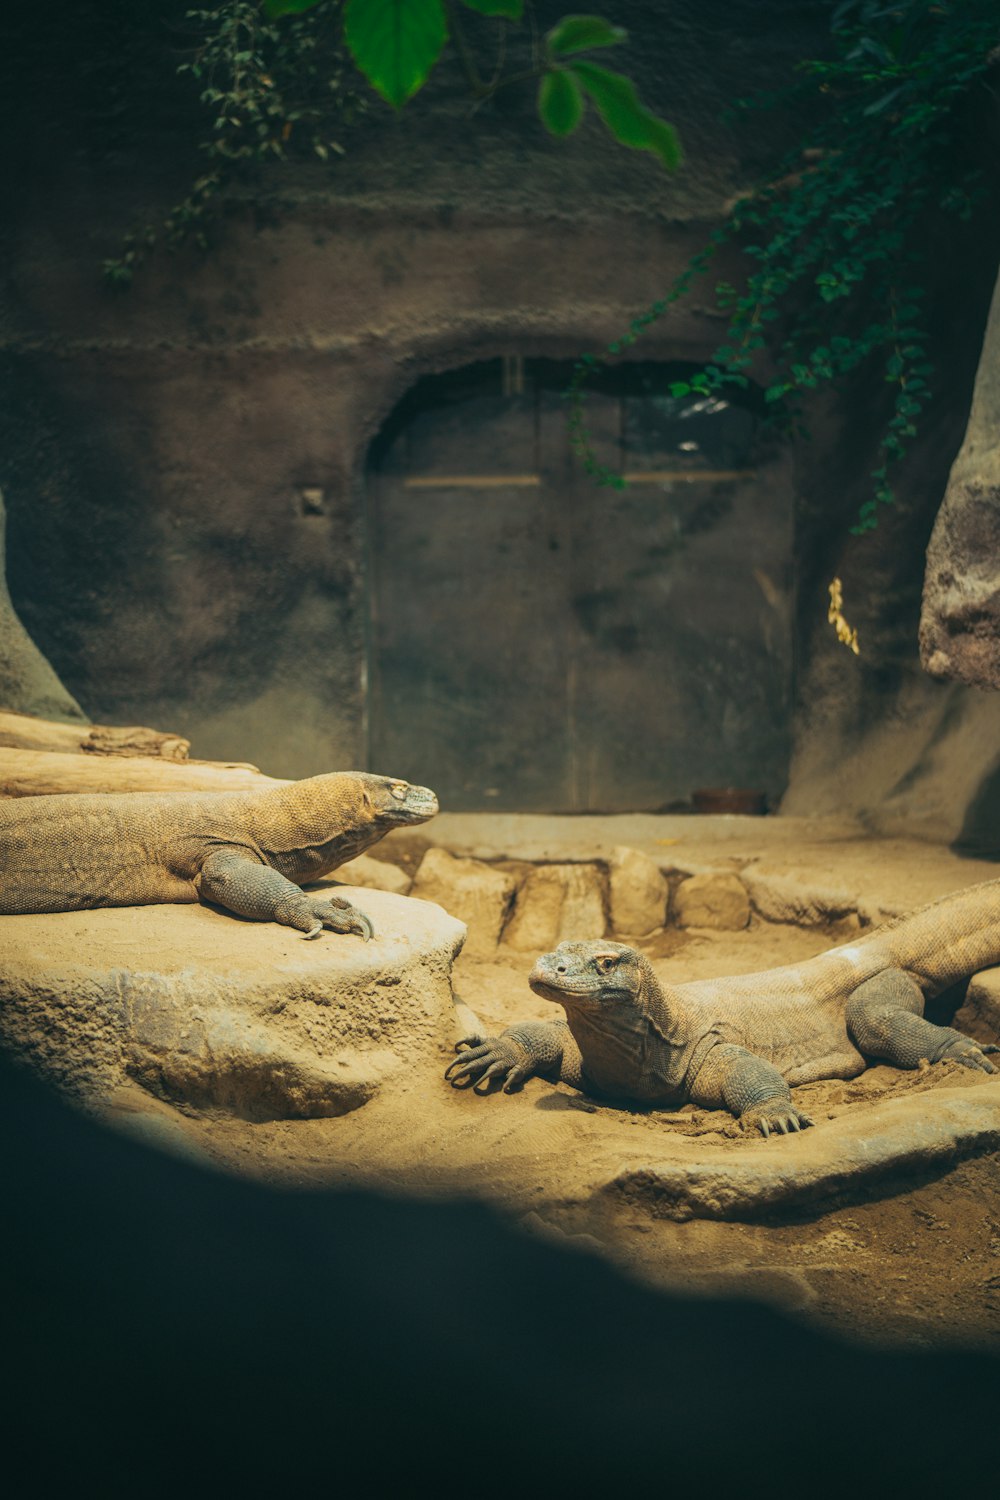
[
  {"x1": 197, "y1": 850, "x2": 374, "y2": 939},
  {"x1": 445, "y1": 1020, "x2": 582, "y2": 1093},
  {"x1": 846, "y1": 968, "x2": 998, "y2": 1073},
  {"x1": 689, "y1": 1043, "x2": 813, "y2": 1137}
]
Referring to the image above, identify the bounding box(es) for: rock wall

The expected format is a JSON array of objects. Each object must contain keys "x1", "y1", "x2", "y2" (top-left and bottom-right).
[{"x1": 3, "y1": 2, "x2": 1000, "y2": 840}]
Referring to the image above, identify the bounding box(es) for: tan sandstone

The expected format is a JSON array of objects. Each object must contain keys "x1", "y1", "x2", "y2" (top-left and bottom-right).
[
  {"x1": 673, "y1": 872, "x2": 750, "y2": 931},
  {"x1": 335, "y1": 852, "x2": 412, "y2": 895},
  {"x1": 411, "y1": 847, "x2": 515, "y2": 956},
  {"x1": 503, "y1": 863, "x2": 606, "y2": 951},
  {"x1": 608, "y1": 845, "x2": 668, "y2": 935}
]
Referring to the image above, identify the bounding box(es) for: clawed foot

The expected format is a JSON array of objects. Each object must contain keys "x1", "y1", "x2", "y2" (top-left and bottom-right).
[
  {"x1": 738, "y1": 1099, "x2": 814, "y2": 1139},
  {"x1": 303, "y1": 896, "x2": 374, "y2": 942},
  {"x1": 445, "y1": 1036, "x2": 533, "y2": 1094},
  {"x1": 935, "y1": 1033, "x2": 999, "y2": 1074}
]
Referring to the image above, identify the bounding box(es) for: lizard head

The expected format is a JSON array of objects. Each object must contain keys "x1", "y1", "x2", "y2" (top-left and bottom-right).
[
  {"x1": 250, "y1": 772, "x2": 438, "y2": 875},
  {"x1": 360, "y1": 774, "x2": 439, "y2": 827},
  {"x1": 528, "y1": 940, "x2": 646, "y2": 1013}
]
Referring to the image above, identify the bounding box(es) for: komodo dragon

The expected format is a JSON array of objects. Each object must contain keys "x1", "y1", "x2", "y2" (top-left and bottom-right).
[
  {"x1": 0, "y1": 772, "x2": 437, "y2": 940},
  {"x1": 447, "y1": 882, "x2": 1000, "y2": 1136}
]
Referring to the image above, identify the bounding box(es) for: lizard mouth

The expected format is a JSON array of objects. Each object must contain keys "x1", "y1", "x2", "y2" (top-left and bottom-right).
[
  {"x1": 395, "y1": 786, "x2": 439, "y2": 822},
  {"x1": 528, "y1": 969, "x2": 602, "y2": 1008}
]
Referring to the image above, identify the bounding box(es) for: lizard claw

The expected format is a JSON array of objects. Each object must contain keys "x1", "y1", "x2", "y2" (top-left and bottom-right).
[
  {"x1": 739, "y1": 1099, "x2": 813, "y2": 1139},
  {"x1": 936, "y1": 1034, "x2": 998, "y2": 1074},
  {"x1": 446, "y1": 1037, "x2": 523, "y2": 1091},
  {"x1": 303, "y1": 922, "x2": 323, "y2": 940},
  {"x1": 308, "y1": 896, "x2": 375, "y2": 941},
  {"x1": 354, "y1": 911, "x2": 375, "y2": 942}
]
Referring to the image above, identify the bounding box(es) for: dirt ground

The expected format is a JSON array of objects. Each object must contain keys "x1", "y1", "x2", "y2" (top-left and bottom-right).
[{"x1": 105, "y1": 903, "x2": 1000, "y2": 1356}]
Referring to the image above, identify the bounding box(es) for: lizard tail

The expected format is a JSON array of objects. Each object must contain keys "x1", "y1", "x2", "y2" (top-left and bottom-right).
[{"x1": 879, "y1": 879, "x2": 1000, "y2": 994}]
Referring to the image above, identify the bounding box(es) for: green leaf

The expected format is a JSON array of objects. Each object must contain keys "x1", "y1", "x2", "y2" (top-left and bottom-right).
[
  {"x1": 569, "y1": 61, "x2": 681, "y2": 170},
  {"x1": 538, "y1": 69, "x2": 585, "y2": 137},
  {"x1": 461, "y1": 0, "x2": 524, "y2": 15},
  {"x1": 263, "y1": 0, "x2": 322, "y2": 16},
  {"x1": 547, "y1": 15, "x2": 627, "y2": 56},
  {"x1": 344, "y1": 0, "x2": 448, "y2": 108}
]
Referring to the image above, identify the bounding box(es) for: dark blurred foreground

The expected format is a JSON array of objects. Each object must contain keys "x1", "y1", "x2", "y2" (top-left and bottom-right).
[{"x1": 3, "y1": 1049, "x2": 998, "y2": 1495}]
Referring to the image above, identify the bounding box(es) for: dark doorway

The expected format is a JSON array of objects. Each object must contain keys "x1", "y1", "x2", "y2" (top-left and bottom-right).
[{"x1": 365, "y1": 358, "x2": 793, "y2": 812}]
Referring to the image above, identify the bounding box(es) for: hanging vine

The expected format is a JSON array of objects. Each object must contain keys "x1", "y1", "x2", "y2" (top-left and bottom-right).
[{"x1": 567, "y1": 0, "x2": 1000, "y2": 644}]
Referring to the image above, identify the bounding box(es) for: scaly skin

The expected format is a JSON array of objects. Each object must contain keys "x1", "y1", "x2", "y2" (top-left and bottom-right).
[
  {"x1": 0, "y1": 771, "x2": 437, "y2": 939},
  {"x1": 447, "y1": 881, "x2": 1000, "y2": 1137}
]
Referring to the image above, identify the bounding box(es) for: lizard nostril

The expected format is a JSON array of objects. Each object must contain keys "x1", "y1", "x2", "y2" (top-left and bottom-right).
[{"x1": 556, "y1": 965, "x2": 567, "y2": 974}]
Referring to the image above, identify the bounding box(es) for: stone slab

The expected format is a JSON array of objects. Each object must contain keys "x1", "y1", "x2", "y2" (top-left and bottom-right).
[{"x1": 598, "y1": 1080, "x2": 1000, "y2": 1222}]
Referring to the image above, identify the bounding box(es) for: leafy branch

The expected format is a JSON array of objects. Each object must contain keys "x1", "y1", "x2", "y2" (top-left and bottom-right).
[
  {"x1": 106, "y1": 2, "x2": 679, "y2": 285},
  {"x1": 272, "y1": 1, "x2": 681, "y2": 165},
  {"x1": 105, "y1": 1, "x2": 365, "y2": 285},
  {"x1": 567, "y1": 0, "x2": 999, "y2": 567}
]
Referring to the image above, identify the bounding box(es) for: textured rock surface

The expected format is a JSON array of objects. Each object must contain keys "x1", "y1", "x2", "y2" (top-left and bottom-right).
[
  {"x1": 600, "y1": 1081, "x2": 1000, "y2": 1222},
  {"x1": 503, "y1": 864, "x2": 606, "y2": 952},
  {"x1": 608, "y1": 846, "x2": 668, "y2": 935},
  {"x1": 335, "y1": 853, "x2": 411, "y2": 895},
  {"x1": 920, "y1": 267, "x2": 1000, "y2": 688},
  {"x1": 673, "y1": 872, "x2": 750, "y2": 931},
  {"x1": 0, "y1": 489, "x2": 85, "y2": 722},
  {"x1": 0, "y1": 885, "x2": 465, "y2": 1119},
  {"x1": 954, "y1": 967, "x2": 1000, "y2": 1047},
  {"x1": 410, "y1": 847, "x2": 514, "y2": 957},
  {"x1": 738, "y1": 869, "x2": 879, "y2": 928}
]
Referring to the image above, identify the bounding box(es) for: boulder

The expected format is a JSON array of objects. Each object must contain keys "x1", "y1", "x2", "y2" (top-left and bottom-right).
[
  {"x1": 411, "y1": 847, "x2": 515, "y2": 957},
  {"x1": 0, "y1": 885, "x2": 465, "y2": 1120},
  {"x1": 0, "y1": 488, "x2": 86, "y2": 723},
  {"x1": 503, "y1": 864, "x2": 606, "y2": 952},
  {"x1": 335, "y1": 853, "x2": 411, "y2": 895},
  {"x1": 953, "y1": 967, "x2": 1000, "y2": 1047},
  {"x1": 920, "y1": 269, "x2": 1000, "y2": 688},
  {"x1": 673, "y1": 872, "x2": 750, "y2": 931},
  {"x1": 608, "y1": 846, "x2": 668, "y2": 935},
  {"x1": 739, "y1": 870, "x2": 871, "y2": 929}
]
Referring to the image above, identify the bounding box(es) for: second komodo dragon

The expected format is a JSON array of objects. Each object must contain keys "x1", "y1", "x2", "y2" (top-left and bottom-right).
[
  {"x1": 447, "y1": 881, "x2": 1000, "y2": 1135},
  {"x1": 0, "y1": 771, "x2": 437, "y2": 939}
]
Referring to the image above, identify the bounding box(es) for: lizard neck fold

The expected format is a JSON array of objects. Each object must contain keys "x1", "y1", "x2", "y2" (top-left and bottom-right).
[
  {"x1": 563, "y1": 959, "x2": 694, "y2": 1105},
  {"x1": 243, "y1": 772, "x2": 437, "y2": 880}
]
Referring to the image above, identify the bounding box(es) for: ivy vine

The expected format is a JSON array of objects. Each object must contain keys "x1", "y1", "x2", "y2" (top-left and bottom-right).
[
  {"x1": 568, "y1": 0, "x2": 1000, "y2": 560},
  {"x1": 104, "y1": 1, "x2": 366, "y2": 284}
]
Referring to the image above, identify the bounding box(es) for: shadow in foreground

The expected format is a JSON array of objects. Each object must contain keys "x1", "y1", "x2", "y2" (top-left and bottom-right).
[{"x1": 3, "y1": 1049, "x2": 997, "y2": 1495}]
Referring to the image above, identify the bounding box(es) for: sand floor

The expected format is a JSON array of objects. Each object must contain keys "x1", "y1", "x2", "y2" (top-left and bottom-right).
[{"x1": 98, "y1": 815, "x2": 1000, "y2": 1355}]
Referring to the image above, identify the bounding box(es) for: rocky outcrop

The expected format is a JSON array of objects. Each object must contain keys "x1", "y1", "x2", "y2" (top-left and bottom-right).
[
  {"x1": 673, "y1": 872, "x2": 750, "y2": 931},
  {"x1": 336, "y1": 853, "x2": 411, "y2": 895},
  {"x1": 503, "y1": 864, "x2": 606, "y2": 952},
  {"x1": 608, "y1": 846, "x2": 668, "y2": 936},
  {"x1": 411, "y1": 848, "x2": 515, "y2": 957},
  {"x1": 0, "y1": 489, "x2": 86, "y2": 722},
  {"x1": 0, "y1": 885, "x2": 465, "y2": 1119},
  {"x1": 954, "y1": 966, "x2": 1000, "y2": 1047},
  {"x1": 920, "y1": 269, "x2": 1000, "y2": 688}
]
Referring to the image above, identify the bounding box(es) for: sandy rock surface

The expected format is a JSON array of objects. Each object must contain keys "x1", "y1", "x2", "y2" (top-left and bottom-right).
[
  {"x1": 0, "y1": 883, "x2": 465, "y2": 1119},
  {"x1": 6, "y1": 814, "x2": 1000, "y2": 1349},
  {"x1": 673, "y1": 870, "x2": 750, "y2": 930},
  {"x1": 955, "y1": 968, "x2": 1000, "y2": 1046},
  {"x1": 503, "y1": 862, "x2": 606, "y2": 951},
  {"x1": 335, "y1": 852, "x2": 412, "y2": 895},
  {"x1": 608, "y1": 845, "x2": 668, "y2": 935},
  {"x1": 410, "y1": 847, "x2": 514, "y2": 956}
]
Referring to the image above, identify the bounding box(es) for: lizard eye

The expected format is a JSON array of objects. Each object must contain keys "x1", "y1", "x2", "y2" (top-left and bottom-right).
[
  {"x1": 594, "y1": 952, "x2": 620, "y2": 975},
  {"x1": 390, "y1": 782, "x2": 408, "y2": 800}
]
